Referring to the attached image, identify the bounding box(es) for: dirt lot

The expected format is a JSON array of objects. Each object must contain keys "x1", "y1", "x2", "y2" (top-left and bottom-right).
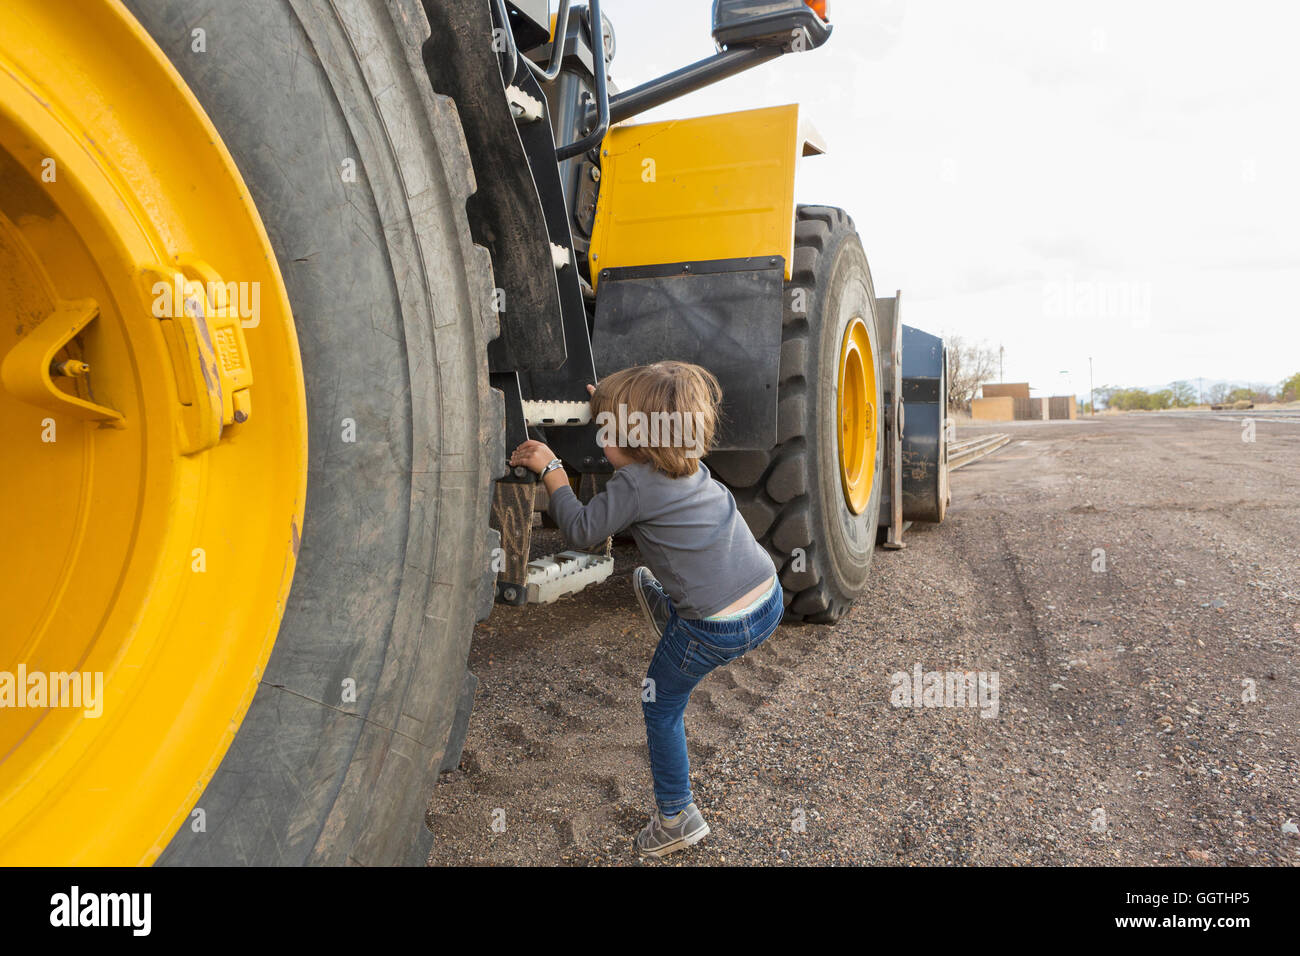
[{"x1": 426, "y1": 412, "x2": 1300, "y2": 866}]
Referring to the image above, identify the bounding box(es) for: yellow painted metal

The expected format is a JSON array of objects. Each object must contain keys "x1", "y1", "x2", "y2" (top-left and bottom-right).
[
  {"x1": 0, "y1": 0, "x2": 306, "y2": 864},
  {"x1": 837, "y1": 316, "x2": 877, "y2": 514},
  {"x1": 142, "y1": 257, "x2": 257, "y2": 454},
  {"x1": 1, "y1": 300, "x2": 124, "y2": 422},
  {"x1": 588, "y1": 104, "x2": 822, "y2": 288}
]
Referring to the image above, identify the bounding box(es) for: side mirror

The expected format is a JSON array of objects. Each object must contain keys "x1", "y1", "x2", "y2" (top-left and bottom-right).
[{"x1": 711, "y1": 0, "x2": 832, "y2": 51}]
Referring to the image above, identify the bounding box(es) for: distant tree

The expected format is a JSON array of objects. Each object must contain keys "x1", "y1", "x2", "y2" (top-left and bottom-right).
[
  {"x1": 1094, "y1": 379, "x2": 1282, "y2": 411},
  {"x1": 1169, "y1": 381, "x2": 1197, "y2": 407},
  {"x1": 1150, "y1": 389, "x2": 1174, "y2": 410},
  {"x1": 1280, "y1": 372, "x2": 1300, "y2": 403},
  {"x1": 1108, "y1": 387, "x2": 1153, "y2": 411},
  {"x1": 945, "y1": 335, "x2": 999, "y2": 410},
  {"x1": 1094, "y1": 385, "x2": 1119, "y2": 410}
]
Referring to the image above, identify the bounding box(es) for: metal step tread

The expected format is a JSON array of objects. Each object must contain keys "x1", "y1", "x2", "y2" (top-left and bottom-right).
[
  {"x1": 521, "y1": 400, "x2": 592, "y2": 427},
  {"x1": 525, "y1": 550, "x2": 614, "y2": 604}
]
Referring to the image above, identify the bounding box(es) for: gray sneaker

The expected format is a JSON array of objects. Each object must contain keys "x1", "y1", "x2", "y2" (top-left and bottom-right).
[
  {"x1": 633, "y1": 566, "x2": 672, "y2": 639},
  {"x1": 636, "y1": 802, "x2": 711, "y2": 858}
]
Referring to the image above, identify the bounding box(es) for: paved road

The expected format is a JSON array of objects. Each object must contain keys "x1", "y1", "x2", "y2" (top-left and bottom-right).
[{"x1": 427, "y1": 414, "x2": 1299, "y2": 865}]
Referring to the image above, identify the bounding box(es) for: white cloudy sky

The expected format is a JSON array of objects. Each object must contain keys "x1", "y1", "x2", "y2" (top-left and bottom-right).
[{"x1": 597, "y1": 0, "x2": 1300, "y2": 398}]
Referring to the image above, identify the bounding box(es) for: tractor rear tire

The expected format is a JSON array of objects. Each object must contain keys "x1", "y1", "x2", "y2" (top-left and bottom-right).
[
  {"x1": 708, "y1": 206, "x2": 883, "y2": 624},
  {"x1": 127, "y1": 0, "x2": 502, "y2": 865}
]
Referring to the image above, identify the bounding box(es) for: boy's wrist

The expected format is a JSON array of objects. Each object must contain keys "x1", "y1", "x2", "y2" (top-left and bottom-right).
[{"x1": 540, "y1": 461, "x2": 568, "y2": 493}]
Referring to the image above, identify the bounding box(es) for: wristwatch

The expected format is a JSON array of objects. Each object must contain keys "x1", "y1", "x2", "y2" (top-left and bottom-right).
[{"x1": 540, "y1": 458, "x2": 564, "y2": 477}]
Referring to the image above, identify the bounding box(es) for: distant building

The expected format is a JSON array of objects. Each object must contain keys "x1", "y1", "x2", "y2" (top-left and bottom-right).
[
  {"x1": 1048, "y1": 396, "x2": 1078, "y2": 420},
  {"x1": 981, "y1": 382, "x2": 1031, "y2": 400},
  {"x1": 971, "y1": 383, "x2": 1076, "y2": 421}
]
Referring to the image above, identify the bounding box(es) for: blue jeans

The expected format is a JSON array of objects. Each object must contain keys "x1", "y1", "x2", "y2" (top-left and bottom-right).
[{"x1": 641, "y1": 577, "x2": 784, "y2": 816}]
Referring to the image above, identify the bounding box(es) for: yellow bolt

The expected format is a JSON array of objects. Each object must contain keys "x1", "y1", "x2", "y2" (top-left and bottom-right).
[{"x1": 52, "y1": 359, "x2": 90, "y2": 378}]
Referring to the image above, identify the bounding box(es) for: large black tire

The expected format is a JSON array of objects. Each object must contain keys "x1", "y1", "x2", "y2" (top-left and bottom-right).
[
  {"x1": 128, "y1": 0, "x2": 502, "y2": 865},
  {"x1": 708, "y1": 206, "x2": 883, "y2": 624}
]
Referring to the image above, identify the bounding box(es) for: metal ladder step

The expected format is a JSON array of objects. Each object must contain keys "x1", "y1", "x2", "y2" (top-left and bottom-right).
[
  {"x1": 521, "y1": 400, "x2": 592, "y2": 427},
  {"x1": 505, "y1": 85, "x2": 544, "y2": 123},
  {"x1": 523, "y1": 550, "x2": 614, "y2": 604}
]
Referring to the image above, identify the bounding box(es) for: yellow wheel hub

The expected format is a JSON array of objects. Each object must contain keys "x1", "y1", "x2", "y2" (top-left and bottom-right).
[
  {"x1": 837, "y1": 315, "x2": 877, "y2": 514},
  {"x1": 0, "y1": 0, "x2": 306, "y2": 863}
]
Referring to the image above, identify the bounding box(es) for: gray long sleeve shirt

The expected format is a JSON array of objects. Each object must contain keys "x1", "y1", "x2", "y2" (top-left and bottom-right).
[{"x1": 548, "y1": 461, "x2": 778, "y2": 619}]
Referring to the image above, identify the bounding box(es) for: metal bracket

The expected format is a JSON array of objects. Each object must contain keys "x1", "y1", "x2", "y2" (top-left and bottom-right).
[
  {"x1": 143, "y1": 258, "x2": 254, "y2": 456},
  {"x1": 491, "y1": 479, "x2": 537, "y2": 604},
  {"x1": 1, "y1": 299, "x2": 123, "y2": 423}
]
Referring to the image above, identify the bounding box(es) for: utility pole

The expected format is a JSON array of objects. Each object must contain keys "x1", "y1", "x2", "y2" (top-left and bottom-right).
[
  {"x1": 1197, "y1": 376, "x2": 1204, "y2": 406},
  {"x1": 1089, "y1": 356, "x2": 1094, "y2": 416},
  {"x1": 999, "y1": 344, "x2": 1004, "y2": 383}
]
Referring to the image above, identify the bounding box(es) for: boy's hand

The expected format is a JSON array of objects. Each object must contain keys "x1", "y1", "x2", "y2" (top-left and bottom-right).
[{"x1": 510, "y1": 439, "x2": 558, "y2": 474}]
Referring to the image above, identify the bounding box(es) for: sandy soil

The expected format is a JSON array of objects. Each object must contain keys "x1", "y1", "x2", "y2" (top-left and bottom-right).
[{"x1": 426, "y1": 412, "x2": 1299, "y2": 866}]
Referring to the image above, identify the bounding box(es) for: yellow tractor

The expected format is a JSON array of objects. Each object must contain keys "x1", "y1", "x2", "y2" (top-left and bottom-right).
[{"x1": 0, "y1": 0, "x2": 948, "y2": 864}]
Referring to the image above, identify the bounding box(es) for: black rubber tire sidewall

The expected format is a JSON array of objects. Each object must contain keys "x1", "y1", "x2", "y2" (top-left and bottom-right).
[
  {"x1": 708, "y1": 206, "x2": 883, "y2": 624},
  {"x1": 812, "y1": 230, "x2": 884, "y2": 604},
  {"x1": 127, "y1": 0, "x2": 500, "y2": 865}
]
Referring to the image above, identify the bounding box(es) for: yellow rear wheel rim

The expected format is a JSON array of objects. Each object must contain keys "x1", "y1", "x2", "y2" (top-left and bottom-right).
[
  {"x1": 837, "y1": 316, "x2": 877, "y2": 514},
  {"x1": 0, "y1": 0, "x2": 307, "y2": 864}
]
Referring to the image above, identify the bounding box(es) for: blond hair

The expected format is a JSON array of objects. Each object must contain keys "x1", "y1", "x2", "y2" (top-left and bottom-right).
[{"x1": 590, "y1": 362, "x2": 723, "y2": 478}]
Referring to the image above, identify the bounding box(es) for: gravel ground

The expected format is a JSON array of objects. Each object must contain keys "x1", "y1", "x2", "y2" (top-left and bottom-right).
[{"x1": 426, "y1": 412, "x2": 1300, "y2": 866}]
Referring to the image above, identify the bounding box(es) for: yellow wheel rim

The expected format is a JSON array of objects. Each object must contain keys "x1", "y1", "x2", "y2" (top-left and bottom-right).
[
  {"x1": 0, "y1": 0, "x2": 306, "y2": 863},
  {"x1": 837, "y1": 316, "x2": 877, "y2": 514}
]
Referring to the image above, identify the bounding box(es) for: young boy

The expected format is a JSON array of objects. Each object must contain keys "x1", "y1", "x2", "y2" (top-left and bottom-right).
[{"x1": 509, "y1": 361, "x2": 782, "y2": 858}]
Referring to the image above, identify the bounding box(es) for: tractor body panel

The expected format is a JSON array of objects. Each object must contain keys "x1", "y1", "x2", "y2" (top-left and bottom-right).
[{"x1": 588, "y1": 105, "x2": 816, "y2": 288}]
